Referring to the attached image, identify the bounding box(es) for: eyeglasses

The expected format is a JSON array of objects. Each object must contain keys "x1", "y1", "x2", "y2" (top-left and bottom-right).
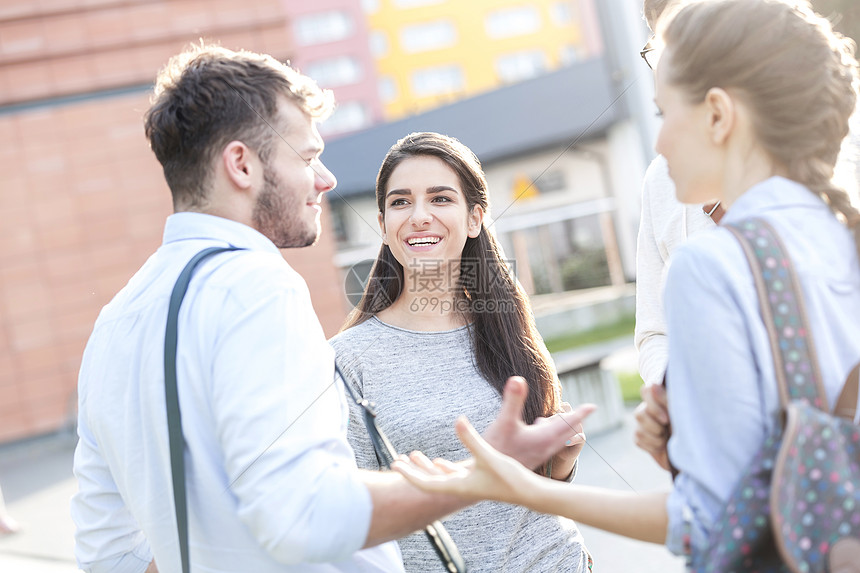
[
  {"x1": 640, "y1": 35, "x2": 658, "y2": 70},
  {"x1": 334, "y1": 361, "x2": 468, "y2": 573}
]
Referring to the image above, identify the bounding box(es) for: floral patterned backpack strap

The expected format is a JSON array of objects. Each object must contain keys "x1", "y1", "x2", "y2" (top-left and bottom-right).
[{"x1": 725, "y1": 218, "x2": 828, "y2": 409}]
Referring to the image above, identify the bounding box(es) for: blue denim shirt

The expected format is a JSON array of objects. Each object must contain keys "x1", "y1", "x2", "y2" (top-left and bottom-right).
[{"x1": 663, "y1": 177, "x2": 860, "y2": 554}]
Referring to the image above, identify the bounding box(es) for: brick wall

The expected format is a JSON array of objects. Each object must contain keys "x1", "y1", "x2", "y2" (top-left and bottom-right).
[{"x1": 0, "y1": 0, "x2": 350, "y2": 444}]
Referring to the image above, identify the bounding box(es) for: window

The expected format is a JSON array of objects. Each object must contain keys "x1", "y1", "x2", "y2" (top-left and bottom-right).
[
  {"x1": 370, "y1": 30, "x2": 389, "y2": 57},
  {"x1": 495, "y1": 50, "x2": 547, "y2": 83},
  {"x1": 485, "y1": 6, "x2": 541, "y2": 39},
  {"x1": 305, "y1": 57, "x2": 362, "y2": 88},
  {"x1": 293, "y1": 11, "x2": 353, "y2": 46},
  {"x1": 551, "y1": 2, "x2": 573, "y2": 25},
  {"x1": 411, "y1": 65, "x2": 464, "y2": 97},
  {"x1": 400, "y1": 20, "x2": 456, "y2": 53},
  {"x1": 378, "y1": 76, "x2": 398, "y2": 103},
  {"x1": 319, "y1": 101, "x2": 369, "y2": 136}
]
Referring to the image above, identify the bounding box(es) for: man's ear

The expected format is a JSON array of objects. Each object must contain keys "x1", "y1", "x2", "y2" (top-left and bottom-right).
[
  {"x1": 378, "y1": 211, "x2": 387, "y2": 245},
  {"x1": 704, "y1": 87, "x2": 735, "y2": 146},
  {"x1": 467, "y1": 204, "x2": 485, "y2": 238},
  {"x1": 222, "y1": 141, "x2": 255, "y2": 190}
]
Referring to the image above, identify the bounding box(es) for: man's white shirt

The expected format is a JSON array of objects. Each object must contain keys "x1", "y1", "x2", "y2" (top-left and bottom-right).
[{"x1": 71, "y1": 212, "x2": 403, "y2": 573}]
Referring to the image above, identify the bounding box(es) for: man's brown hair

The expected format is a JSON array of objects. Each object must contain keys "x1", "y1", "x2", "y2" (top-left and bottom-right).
[{"x1": 143, "y1": 43, "x2": 333, "y2": 210}]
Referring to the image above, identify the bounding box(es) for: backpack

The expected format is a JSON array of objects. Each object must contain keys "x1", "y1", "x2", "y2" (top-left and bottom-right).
[{"x1": 691, "y1": 218, "x2": 860, "y2": 573}]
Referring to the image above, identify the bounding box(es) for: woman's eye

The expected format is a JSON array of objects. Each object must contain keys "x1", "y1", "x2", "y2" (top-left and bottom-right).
[
  {"x1": 433, "y1": 195, "x2": 452, "y2": 203},
  {"x1": 390, "y1": 198, "x2": 407, "y2": 207}
]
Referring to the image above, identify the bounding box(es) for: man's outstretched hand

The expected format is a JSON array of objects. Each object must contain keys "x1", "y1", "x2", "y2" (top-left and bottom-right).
[{"x1": 482, "y1": 376, "x2": 595, "y2": 471}]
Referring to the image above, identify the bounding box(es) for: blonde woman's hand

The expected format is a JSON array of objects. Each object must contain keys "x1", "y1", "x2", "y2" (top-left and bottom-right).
[{"x1": 392, "y1": 416, "x2": 542, "y2": 505}]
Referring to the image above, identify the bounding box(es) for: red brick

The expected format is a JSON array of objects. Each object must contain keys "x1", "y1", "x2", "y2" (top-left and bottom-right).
[
  {"x1": 0, "y1": 175, "x2": 30, "y2": 211},
  {"x1": 16, "y1": 108, "x2": 59, "y2": 142},
  {"x1": 259, "y1": 24, "x2": 292, "y2": 59},
  {"x1": 0, "y1": 19, "x2": 47, "y2": 60},
  {"x1": 1, "y1": 260, "x2": 50, "y2": 321},
  {"x1": 86, "y1": 241, "x2": 133, "y2": 274},
  {"x1": 49, "y1": 53, "x2": 97, "y2": 96},
  {"x1": 48, "y1": 287, "x2": 100, "y2": 324},
  {"x1": 32, "y1": 190, "x2": 77, "y2": 228},
  {"x1": 254, "y1": 0, "x2": 287, "y2": 22},
  {"x1": 212, "y1": 0, "x2": 259, "y2": 28},
  {"x1": 21, "y1": 168, "x2": 69, "y2": 202},
  {"x1": 169, "y1": 0, "x2": 215, "y2": 35},
  {"x1": 95, "y1": 268, "x2": 133, "y2": 300},
  {"x1": 4, "y1": 60, "x2": 53, "y2": 102},
  {"x1": 128, "y1": 2, "x2": 173, "y2": 42},
  {"x1": 22, "y1": 142, "x2": 67, "y2": 175},
  {"x1": 41, "y1": 12, "x2": 89, "y2": 55},
  {"x1": 126, "y1": 204, "x2": 169, "y2": 240},
  {"x1": 0, "y1": 409, "x2": 31, "y2": 444},
  {"x1": 53, "y1": 306, "x2": 100, "y2": 344},
  {"x1": 107, "y1": 121, "x2": 146, "y2": 154},
  {"x1": 0, "y1": 380, "x2": 22, "y2": 411},
  {"x1": 0, "y1": 143, "x2": 21, "y2": 175},
  {"x1": 15, "y1": 345, "x2": 63, "y2": 378},
  {"x1": 27, "y1": 396, "x2": 72, "y2": 428},
  {"x1": 90, "y1": 47, "x2": 144, "y2": 89},
  {"x1": 0, "y1": 115, "x2": 18, "y2": 147},
  {"x1": 82, "y1": 209, "x2": 128, "y2": 244},
  {"x1": 1, "y1": 284, "x2": 51, "y2": 323},
  {"x1": 54, "y1": 338, "x2": 88, "y2": 374},
  {"x1": 59, "y1": 103, "x2": 106, "y2": 136},
  {"x1": 19, "y1": 371, "x2": 68, "y2": 403},
  {"x1": 35, "y1": 221, "x2": 85, "y2": 253},
  {"x1": 38, "y1": 0, "x2": 84, "y2": 13},
  {"x1": 214, "y1": 28, "x2": 264, "y2": 55},
  {"x1": 42, "y1": 246, "x2": 91, "y2": 285},
  {"x1": 84, "y1": 7, "x2": 132, "y2": 49},
  {"x1": 9, "y1": 315, "x2": 55, "y2": 352},
  {"x1": 0, "y1": 3, "x2": 34, "y2": 20},
  {"x1": 0, "y1": 351, "x2": 15, "y2": 385}
]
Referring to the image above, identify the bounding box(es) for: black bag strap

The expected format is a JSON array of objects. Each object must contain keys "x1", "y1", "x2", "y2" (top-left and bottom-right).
[
  {"x1": 165, "y1": 246, "x2": 241, "y2": 573},
  {"x1": 335, "y1": 362, "x2": 468, "y2": 573}
]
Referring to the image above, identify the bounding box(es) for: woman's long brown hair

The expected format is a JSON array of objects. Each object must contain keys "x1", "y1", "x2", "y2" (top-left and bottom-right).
[{"x1": 341, "y1": 132, "x2": 559, "y2": 423}]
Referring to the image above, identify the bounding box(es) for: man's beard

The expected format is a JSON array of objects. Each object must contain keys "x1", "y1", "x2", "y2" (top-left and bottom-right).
[{"x1": 252, "y1": 169, "x2": 319, "y2": 248}]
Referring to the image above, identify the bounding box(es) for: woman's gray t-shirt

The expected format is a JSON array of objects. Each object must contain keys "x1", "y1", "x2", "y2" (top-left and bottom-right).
[{"x1": 329, "y1": 317, "x2": 591, "y2": 573}]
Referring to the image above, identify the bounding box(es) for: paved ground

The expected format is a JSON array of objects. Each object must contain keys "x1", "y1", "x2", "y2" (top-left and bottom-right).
[{"x1": 0, "y1": 339, "x2": 684, "y2": 572}]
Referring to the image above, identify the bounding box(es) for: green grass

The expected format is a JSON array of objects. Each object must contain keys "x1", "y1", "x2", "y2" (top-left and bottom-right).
[
  {"x1": 615, "y1": 370, "x2": 645, "y2": 404},
  {"x1": 543, "y1": 313, "x2": 636, "y2": 354}
]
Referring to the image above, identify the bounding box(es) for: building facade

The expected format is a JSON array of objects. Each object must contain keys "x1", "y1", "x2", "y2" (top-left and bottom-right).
[
  {"x1": 363, "y1": 0, "x2": 602, "y2": 119},
  {"x1": 0, "y1": 0, "x2": 348, "y2": 443},
  {"x1": 282, "y1": 0, "x2": 385, "y2": 137}
]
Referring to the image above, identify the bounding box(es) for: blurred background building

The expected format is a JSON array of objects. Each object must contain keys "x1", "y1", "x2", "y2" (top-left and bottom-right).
[{"x1": 0, "y1": 0, "x2": 856, "y2": 445}]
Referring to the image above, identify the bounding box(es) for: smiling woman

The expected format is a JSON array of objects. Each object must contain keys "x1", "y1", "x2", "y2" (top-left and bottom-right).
[{"x1": 330, "y1": 132, "x2": 594, "y2": 572}]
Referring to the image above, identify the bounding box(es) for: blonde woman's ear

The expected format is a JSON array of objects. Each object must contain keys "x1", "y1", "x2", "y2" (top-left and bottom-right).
[{"x1": 705, "y1": 87, "x2": 735, "y2": 145}]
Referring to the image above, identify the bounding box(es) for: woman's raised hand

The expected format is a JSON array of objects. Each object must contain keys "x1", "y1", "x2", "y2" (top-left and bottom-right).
[{"x1": 392, "y1": 415, "x2": 540, "y2": 505}]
